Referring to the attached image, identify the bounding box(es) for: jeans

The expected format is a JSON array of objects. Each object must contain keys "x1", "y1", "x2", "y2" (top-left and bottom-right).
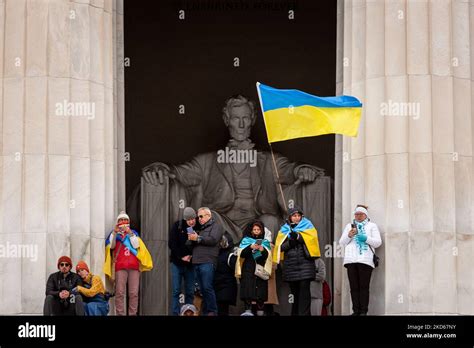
[
  {"x1": 84, "y1": 296, "x2": 109, "y2": 316},
  {"x1": 171, "y1": 262, "x2": 195, "y2": 316},
  {"x1": 194, "y1": 263, "x2": 217, "y2": 315}
]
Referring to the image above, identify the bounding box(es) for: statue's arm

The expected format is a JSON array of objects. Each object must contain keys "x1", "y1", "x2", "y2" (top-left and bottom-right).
[
  {"x1": 274, "y1": 153, "x2": 325, "y2": 185},
  {"x1": 142, "y1": 154, "x2": 206, "y2": 187}
]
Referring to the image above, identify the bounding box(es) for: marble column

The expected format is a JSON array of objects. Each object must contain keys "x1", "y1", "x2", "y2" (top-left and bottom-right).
[
  {"x1": 0, "y1": 0, "x2": 125, "y2": 314},
  {"x1": 335, "y1": 0, "x2": 474, "y2": 315}
]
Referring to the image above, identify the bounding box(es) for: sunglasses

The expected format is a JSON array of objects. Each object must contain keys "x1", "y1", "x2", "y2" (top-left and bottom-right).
[
  {"x1": 59, "y1": 263, "x2": 70, "y2": 267},
  {"x1": 198, "y1": 214, "x2": 208, "y2": 219}
]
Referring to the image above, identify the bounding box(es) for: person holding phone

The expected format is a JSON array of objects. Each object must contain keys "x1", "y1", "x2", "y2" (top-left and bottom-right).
[
  {"x1": 168, "y1": 207, "x2": 198, "y2": 315},
  {"x1": 104, "y1": 212, "x2": 153, "y2": 316},
  {"x1": 236, "y1": 220, "x2": 272, "y2": 315},
  {"x1": 339, "y1": 205, "x2": 382, "y2": 316}
]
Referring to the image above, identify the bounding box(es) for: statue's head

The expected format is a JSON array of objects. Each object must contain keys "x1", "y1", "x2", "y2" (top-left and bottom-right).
[{"x1": 222, "y1": 95, "x2": 256, "y2": 141}]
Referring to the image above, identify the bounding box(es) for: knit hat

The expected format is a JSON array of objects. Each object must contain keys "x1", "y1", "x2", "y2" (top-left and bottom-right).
[
  {"x1": 57, "y1": 256, "x2": 72, "y2": 269},
  {"x1": 354, "y1": 205, "x2": 369, "y2": 218},
  {"x1": 116, "y1": 211, "x2": 130, "y2": 223},
  {"x1": 180, "y1": 304, "x2": 198, "y2": 316},
  {"x1": 288, "y1": 206, "x2": 303, "y2": 218},
  {"x1": 76, "y1": 260, "x2": 89, "y2": 273},
  {"x1": 183, "y1": 207, "x2": 196, "y2": 220}
]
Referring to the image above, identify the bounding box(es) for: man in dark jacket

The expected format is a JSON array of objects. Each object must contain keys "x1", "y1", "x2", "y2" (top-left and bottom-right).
[
  {"x1": 168, "y1": 207, "x2": 197, "y2": 315},
  {"x1": 280, "y1": 208, "x2": 316, "y2": 316},
  {"x1": 43, "y1": 256, "x2": 84, "y2": 316},
  {"x1": 188, "y1": 207, "x2": 224, "y2": 315}
]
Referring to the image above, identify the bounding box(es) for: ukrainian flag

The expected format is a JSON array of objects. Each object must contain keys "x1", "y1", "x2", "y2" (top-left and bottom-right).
[
  {"x1": 273, "y1": 217, "x2": 321, "y2": 264},
  {"x1": 256, "y1": 82, "x2": 362, "y2": 143},
  {"x1": 103, "y1": 230, "x2": 153, "y2": 280}
]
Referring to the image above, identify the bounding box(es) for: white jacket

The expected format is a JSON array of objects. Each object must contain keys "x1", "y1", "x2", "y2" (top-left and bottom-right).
[{"x1": 339, "y1": 221, "x2": 382, "y2": 268}]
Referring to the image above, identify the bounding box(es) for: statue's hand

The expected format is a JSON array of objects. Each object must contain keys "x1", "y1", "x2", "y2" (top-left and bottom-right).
[
  {"x1": 142, "y1": 162, "x2": 176, "y2": 185},
  {"x1": 294, "y1": 166, "x2": 324, "y2": 185}
]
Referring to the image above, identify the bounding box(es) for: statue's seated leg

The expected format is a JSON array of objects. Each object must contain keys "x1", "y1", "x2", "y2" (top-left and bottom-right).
[
  {"x1": 259, "y1": 213, "x2": 283, "y2": 242},
  {"x1": 209, "y1": 211, "x2": 242, "y2": 244}
]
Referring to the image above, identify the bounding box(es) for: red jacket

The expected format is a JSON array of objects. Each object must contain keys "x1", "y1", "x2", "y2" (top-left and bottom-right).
[
  {"x1": 114, "y1": 235, "x2": 140, "y2": 272},
  {"x1": 321, "y1": 280, "x2": 331, "y2": 316}
]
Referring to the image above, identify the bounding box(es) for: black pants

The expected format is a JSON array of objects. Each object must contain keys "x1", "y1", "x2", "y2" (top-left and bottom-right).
[
  {"x1": 288, "y1": 279, "x2": 312, "y2": 316},
  {"x1": 346, "y1": 263, "x2": 373, "y2": 314},
  {"x1": 43, "y1": 294, "x2": 85, "y2": 316}
]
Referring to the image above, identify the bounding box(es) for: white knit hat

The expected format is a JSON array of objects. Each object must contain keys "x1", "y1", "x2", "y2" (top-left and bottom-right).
[
  {"x1": 180, "y1": 304, "x2": 197, "y2": 316},
  {"x1": 353, "y1": 206, "x2": 369, "y2": 218},
  {"x1": 116, "y1": 211, "x2": 130, "y2": 223}
]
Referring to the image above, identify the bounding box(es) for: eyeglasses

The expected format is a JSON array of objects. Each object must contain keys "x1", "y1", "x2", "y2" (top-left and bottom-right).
[
  {"x1": 59, "y1": 263, "x2": 70, "y2": 267},
  {"x1": 198, "y1": 214, "x2": 208, "y2": 219}
]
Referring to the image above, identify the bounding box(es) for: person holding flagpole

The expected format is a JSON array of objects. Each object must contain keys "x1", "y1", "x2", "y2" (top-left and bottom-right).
[{"x1": 273, "y1": 207, "x2": 321, "y2": 316}]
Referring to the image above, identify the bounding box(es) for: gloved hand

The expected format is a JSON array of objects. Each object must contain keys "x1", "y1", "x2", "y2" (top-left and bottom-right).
[{"x1": 355, "y1": 233, "x2": 367, "y2": 243}]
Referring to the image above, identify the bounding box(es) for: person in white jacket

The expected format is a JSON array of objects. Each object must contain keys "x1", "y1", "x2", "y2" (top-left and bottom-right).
[{"x1": 339, "y1": 205, "x2": 381, "y2": 316}]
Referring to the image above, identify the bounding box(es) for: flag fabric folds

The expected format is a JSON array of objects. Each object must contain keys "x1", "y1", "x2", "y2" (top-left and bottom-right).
[
  {"x1": 256, "y1": 82, "x2": 362, "y2": 143},
  {"x1": 272, "y1": 217, "x2": 321, "y2": 264},
  {"x1": 234, "y1": 236, "x2": 273, "y2": 279},
  {"x1": 103, "y1": 230, "x2": 153, "y2": 280}
]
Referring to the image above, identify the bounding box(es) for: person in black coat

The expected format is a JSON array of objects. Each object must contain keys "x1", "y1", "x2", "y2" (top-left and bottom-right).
[
  {"x1": 168, "y1": 207, "x2": 198, "y2": 316},
  {"x1": 43, "y1": 256, "x2": 84, "y2": 316},
  {"x1": 280, "y1": 207, "x2": 317, "y2": 316},
  {"x1": 238, "y1": 220, "x2": 270, "y2": 316},
  {"x1": 214, "y1": 232, "x2": 238, "y2": 316}
]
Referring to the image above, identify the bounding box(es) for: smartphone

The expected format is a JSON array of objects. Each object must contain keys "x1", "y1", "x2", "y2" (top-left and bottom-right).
[
  {"x1": 256, "y1": 239, "x2": 263, "y2": 245},
  {"x1": 351, "y1": 223, "x2": 356, "y2": 229},
  {"x1": 186, "y1": 226, "x2": 194, "y2": 234}
]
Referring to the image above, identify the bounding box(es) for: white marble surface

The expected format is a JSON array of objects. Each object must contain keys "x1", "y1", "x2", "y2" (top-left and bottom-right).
[
  {"x1": 335, "y1": 0, "x2": 474, "y2": 315},
  {"x1": 0, "y1": 0, "x2": 123, "y2": 314}
]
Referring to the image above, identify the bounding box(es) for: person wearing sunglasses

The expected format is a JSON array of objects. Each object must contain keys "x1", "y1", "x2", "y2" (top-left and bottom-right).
[
  {"x1": 187, "y1": 207, "x2": 224, "y2": 315},
  {"x1": 43, "y1": 256, "x2": 84, "y2": 316}
]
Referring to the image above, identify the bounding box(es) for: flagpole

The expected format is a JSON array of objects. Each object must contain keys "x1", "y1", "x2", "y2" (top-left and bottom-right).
[{"x1": 256, "y1": 82, "x2": 288, "y2": 214}]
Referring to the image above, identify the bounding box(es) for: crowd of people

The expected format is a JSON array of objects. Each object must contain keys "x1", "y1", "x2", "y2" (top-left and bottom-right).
[{"x1": 43, "y1": 204, "x2": 381, "y2": 316}]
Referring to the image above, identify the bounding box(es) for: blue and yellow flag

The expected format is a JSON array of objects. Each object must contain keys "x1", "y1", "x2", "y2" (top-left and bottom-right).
[
  {"x1": 256, "y1": 82, "x2": 362, "y2": 143},
  {"x1": 103, "y1": 230, "x2": 153, "y2": 280},
  {"x1": 273, "y1": 217, "x2": 321, "y2": 264},
  {"x1": 235, "y1": 236, "x2": 273, "y2": 279}
]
